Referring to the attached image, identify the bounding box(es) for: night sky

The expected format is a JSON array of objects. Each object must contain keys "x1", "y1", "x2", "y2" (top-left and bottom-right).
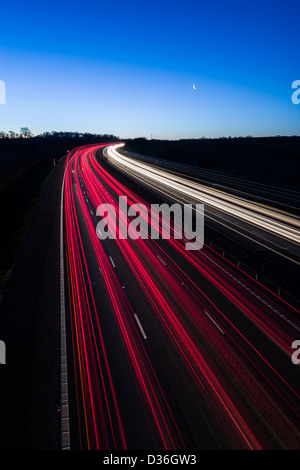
[{"x1": 0, "y1": 0, "x2": 299, "y2": 138}]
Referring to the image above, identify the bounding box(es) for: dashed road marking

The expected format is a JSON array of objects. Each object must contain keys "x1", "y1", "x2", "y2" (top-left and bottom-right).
[
  {"x1": 157, "y1": 255, "x2": 166, "y2": 266},
  {"x1": 204, "y1": 309, "x2": 225, "y2": 335},
  {"x1": 134, "y1": 314, "x2": 147, "y2": 339}
]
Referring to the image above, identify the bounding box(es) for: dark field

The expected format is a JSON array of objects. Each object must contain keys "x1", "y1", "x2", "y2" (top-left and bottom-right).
[
  {"x1": 125, "y1": 135, "x2": 300, "y2": 191},
  {"x1": 0, "y1": 133, "x2": 299, "y2": 302},
  {"x1": 0, "y1": 133, "x2": 298, "y2": 450},
  {"x1": 0, "y1": 133, "x2": 119, "y2": 301}
]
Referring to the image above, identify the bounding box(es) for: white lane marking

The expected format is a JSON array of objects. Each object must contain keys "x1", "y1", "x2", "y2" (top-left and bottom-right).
[
  {"x1": 107, "y1": 145, "x2": 300, "y2": 244},
  {"x1": 109, "y1": 256, "x2": 116, "y2": 267},
  {"x1": 60, "y1": 155, "x2": 71, "y2": 450},
  {"x1": 201, "y1": 251, "x2": 300, "y2": 332},
  {"x1": 107, "y1": 146, "x2": 299, "y2": 265},
  {"x1": 134, "y1": 314, "x2": 147, "y2": 339},
  {"x1": 157, "y1": 255, "x2": 166, "y2": 266},
  {"x1": 204, "y1": 309, "x2": 225, "y2": 335}
]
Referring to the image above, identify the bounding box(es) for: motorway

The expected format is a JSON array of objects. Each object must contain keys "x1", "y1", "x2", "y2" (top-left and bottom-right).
[
  {"x1": 105, "y1": 145, "x2": 300, "y2": 266},
  {"x1": 62, "y1": 143, "x2": 300, "y2": 450}
]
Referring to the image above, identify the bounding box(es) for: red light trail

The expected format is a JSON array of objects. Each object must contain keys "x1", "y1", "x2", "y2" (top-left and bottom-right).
[{"x1": 62, "y1": 144, "x2": 300, "y2": 450}]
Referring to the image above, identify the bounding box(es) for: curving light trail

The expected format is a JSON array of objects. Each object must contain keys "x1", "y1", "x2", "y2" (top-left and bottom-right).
[
  {"x1": 62, "y1": 143, "x2": 300, "y2": 450},
  {"x1": 104, "y1": 144, "x2": 300, "y2": 252}
]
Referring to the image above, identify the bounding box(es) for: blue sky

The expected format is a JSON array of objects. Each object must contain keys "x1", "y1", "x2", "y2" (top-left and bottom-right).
[{"x1": 0, "y1": 0, "x2": 299, "y2": 138}]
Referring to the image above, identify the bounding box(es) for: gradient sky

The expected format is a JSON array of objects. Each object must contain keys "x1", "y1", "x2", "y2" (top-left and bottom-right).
[{"x1": 0, "y1": 0, "x2": 299, "y2": 139}]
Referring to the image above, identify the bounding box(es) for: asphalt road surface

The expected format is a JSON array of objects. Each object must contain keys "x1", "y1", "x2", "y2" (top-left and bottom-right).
[{"x1": 61, "y1": 144, "x2": 300, "y2": 450}]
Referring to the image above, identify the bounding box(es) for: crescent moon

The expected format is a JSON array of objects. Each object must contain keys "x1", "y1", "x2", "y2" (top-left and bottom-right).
[{"x1": 193, "y1": 84, "x2": 196, "y2": 90}]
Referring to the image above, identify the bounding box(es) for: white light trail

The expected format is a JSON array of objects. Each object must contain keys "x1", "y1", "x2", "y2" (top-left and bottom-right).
[{"x1": 104, "y1": 144, "x2": 300, "y2": 246}]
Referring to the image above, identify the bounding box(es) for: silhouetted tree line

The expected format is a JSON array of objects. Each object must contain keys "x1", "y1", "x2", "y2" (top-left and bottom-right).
[
  {"x1": 124, "y1": 135, "x2": 300, "y2": 191},
  {"x1": 0, "y1": 129, "x2": 299, "y2": 190},
  {"x1": 0, "y1": 128, "x2": 120, "y2": 141},
  {"x1": 0, "y1": 130, "x2": 121, "y2": 171}
]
